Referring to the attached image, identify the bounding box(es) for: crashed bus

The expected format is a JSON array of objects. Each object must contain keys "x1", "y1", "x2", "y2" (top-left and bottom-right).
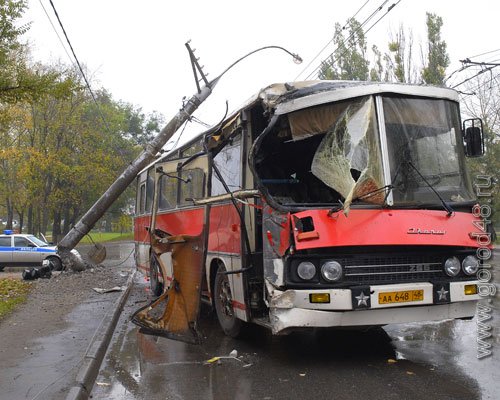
[{"x1": 133, "y1": 80, "x2": 486, "y2": 342}]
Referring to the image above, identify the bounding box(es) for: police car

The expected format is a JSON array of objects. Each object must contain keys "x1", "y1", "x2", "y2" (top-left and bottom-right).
[{"x1": 0, "y1": 230, "x2": 63, "y2": 271}]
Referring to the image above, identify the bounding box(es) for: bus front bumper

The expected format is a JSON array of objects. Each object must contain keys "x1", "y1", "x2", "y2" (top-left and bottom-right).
[{"x1": 267, "y1": 281, "x2": 480, "y2": 334}]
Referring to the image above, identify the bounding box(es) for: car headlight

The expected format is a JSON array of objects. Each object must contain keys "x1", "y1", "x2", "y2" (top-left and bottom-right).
[
  {"x1": 297, "y1": 261, "x2": 316, "y2": 280},
  {"x1": 321, "y1": 261, "x2": 343, "y2": 282},
  {"x1": 444, "y1": 256, "x2": 461, "y2": 277},
  {"x1": 462, "y1": 255, "x2": 479, "y2": 275}
]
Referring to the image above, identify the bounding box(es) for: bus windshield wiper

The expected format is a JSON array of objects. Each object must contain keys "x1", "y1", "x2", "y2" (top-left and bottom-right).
[{"x1": 407, "y1": 161, "x2": 454, "y2": 217}]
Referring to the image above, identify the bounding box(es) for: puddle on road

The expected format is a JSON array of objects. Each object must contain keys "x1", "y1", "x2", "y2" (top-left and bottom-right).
[
  {"x1": 1, "y1": 297, "x2": 113, "y2": 400},
  {"x1": 385, "y1": 298, "x2": 499, "y2": 400}
]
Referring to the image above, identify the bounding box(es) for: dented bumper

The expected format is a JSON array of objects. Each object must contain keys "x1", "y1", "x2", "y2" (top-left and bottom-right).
[{"x1": 267, "y1": 281, "x2": 480, "y2": 334}]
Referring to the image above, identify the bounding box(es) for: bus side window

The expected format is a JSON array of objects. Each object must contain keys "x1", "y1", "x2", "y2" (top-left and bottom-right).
[
  {"x1": 145, "y1": 168, "x2": 155, "y2": 214},
  {"x1": 211, "y1": 136, "x2": 241, "y2": 196},
  {"x1": 159, "y1": 175, "x2": 178, "y2": 210},
  {"x1": 139, "y1": 183, "x2": 146, "y2": 215},
  {"x1": 180, "y1": 168, "x2": 205, "y2": 206}
]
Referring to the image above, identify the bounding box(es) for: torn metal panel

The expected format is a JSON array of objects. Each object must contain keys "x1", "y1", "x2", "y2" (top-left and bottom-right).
[
  {"x1": 262, "y1": 203, "x2": 290, "y2": 288},
  {"x1": 131, "y1": 233, "x2": 204, "y2": 344}
]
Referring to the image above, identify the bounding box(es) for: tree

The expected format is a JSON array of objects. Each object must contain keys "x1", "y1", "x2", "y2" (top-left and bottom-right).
[
  {"x1": 460, "y1": 74, "x2": 500, "y2": 226},
  {"x1": 421, "y1": 12, "x2": 450, "y2": 85},
  {"x1": 385, "y1": 25, "x2": 419, "y2": 83},
  {"x1": 0, "y1": 0, "x2": 56, "y2": 103},
  {"x1": 319, "y1": 18, "x2": 370, "y2": 81}
]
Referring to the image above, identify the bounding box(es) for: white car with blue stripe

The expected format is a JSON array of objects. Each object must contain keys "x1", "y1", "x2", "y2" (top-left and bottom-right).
[{"x1": 0, "y1": 231, "x2": 62, "y2": 271}]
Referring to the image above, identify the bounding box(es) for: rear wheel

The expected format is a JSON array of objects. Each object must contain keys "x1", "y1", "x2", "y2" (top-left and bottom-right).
[
  {"x1": 214, "y1": 265, "x2": 243, "y2": 337},
  {"x1": 47, "y1": 256, "x2": 62, "y2": 271},
  {"x1": 149, "y1": 254, "x2": 163, "y2": 297}
]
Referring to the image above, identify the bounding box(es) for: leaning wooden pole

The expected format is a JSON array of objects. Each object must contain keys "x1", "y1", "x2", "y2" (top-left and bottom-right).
[
  {"x1": 57, "y1": 43, "x2": 301, "y2": 270},
  {"x1": 58, "y1": 45, "x2": 215, "y2": 269}
]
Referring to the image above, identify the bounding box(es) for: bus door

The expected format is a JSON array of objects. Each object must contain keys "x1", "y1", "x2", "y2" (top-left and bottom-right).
[{"x1": 133, "y1": 152, "x2": 210, "y2": 343}]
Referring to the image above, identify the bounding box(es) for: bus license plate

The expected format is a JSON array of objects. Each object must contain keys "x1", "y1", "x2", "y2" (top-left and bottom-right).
[{"x1": 378, "y1": 290, "x2": 424, "y2": 304}]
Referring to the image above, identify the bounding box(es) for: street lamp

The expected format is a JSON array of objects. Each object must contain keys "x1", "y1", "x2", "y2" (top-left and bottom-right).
[{"x1": 57, "y1": 42, "x2": 302, "y2": 269}]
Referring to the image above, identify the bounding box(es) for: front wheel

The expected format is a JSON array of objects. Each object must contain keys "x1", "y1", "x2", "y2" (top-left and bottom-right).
[
  {"x1": 214, "y1": 266, "x2": 243, "y2": 337},
  {"x1": 149, "y1": 254, "x2": 163, "y2": 297}
]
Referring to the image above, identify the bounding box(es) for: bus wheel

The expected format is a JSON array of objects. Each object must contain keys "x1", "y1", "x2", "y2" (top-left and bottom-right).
[
  {"x1": 149, "y1": 254, "x2": 163, "y2": 297},
  {"x1": 214, "y1": 266, "x2": 242, "y2": 337}
]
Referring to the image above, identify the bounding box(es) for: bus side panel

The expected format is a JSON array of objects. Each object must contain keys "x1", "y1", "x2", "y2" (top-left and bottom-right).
[
  {"x1": 207, "y1": 203, "x2": 248, "y2": 321},
  {"x1": 208, "y1": 203, "x2": 241, "y2": 254},
  {"x1": 155, "y1": 208, "x2": 205, "y2": 237}
]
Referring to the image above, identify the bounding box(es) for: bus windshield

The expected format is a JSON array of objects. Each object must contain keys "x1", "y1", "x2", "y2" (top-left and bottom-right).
[
  {"x1": 254, "y1": 94, "x2": 474, "y2": 210},
  {"x1": 383, "y1": 97, "x2": 474, "y2": 205}
]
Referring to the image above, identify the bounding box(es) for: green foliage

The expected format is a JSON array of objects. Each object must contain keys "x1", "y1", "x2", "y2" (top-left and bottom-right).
[
  {"x1": 79, "y1": 231, "x2": 134, "y2": 244},
  {"x1": 0, "y1": 278, "x2": 31, "y2": 320},
  {"x1": 421, "y1": 13, "x2": 449, "y2": 85},
  {"x1": 319, "y1": 18, "x2": 369, "y2": 81},
  {"x1": 1, "y1": 61, "x2": 162, "y2": 238},
  {"x1": 0, "y1": 1, "x2": 57, "y2": 103}
]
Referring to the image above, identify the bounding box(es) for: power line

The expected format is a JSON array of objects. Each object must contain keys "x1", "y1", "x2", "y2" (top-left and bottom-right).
[
  {"x1": 295, "y1": 0, "x2": 382, "y2": 81},
  {"x1": 302, "y1": 0, "x2": 388, "y2": 80},
  {"x1": 37, "y1": 0, "x2": 73, "y2": 65},
  {"x1": 305, "y1": 0, "x2": 401, "y2": 80},
  {"x1": 466, "y1": 48, "x2": 500, "y2": 60},
  {"x1": 349, "y1": 0, "x2": 372, "y2": 23},
  {"x1": 452, "y1": 65, "x2": 498, "y2": 89},
  {"x1": 48, "y1": 0, "x2": 111, "y2": 134}
]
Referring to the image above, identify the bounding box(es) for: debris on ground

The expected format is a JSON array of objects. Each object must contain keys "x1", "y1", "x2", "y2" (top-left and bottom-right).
[
  {"x1": 205, "y1": 349, "x2": 243, "y2": 364},
  {"x1": 22, "y1": 259, "x2": 56, "y2": 281},
  {"x1": 92, "y1": 286, "x2": 124, "y2": 294}
]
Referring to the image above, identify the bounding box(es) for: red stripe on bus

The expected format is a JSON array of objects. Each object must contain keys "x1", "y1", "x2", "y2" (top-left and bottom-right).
[{"x1": 232, "y1": 300, "x2": 246, "y2": 310}]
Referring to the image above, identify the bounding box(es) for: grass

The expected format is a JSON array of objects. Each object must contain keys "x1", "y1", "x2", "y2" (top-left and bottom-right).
[
  {"x1": 0, "y1": 278, "x2": 32, "y2": 320},
  {"x1": 78, "y1": 231, "x2": 134, "y2": 244}
]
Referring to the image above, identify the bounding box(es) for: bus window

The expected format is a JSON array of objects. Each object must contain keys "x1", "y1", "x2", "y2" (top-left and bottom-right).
[
  {"x1": 139, "y1": 183, "x2": 146, "y2": 215},
  {"x1": 180, "y1": 168, "x2": 205, "y2": 206},
  {"x1": 211, "y1": 136, "x2": 241, "y2": 196},
  {"x1": 180, "y1": 140, "x2": 203, "y2": 158},
  {"x1": 145, "y1": 168, "x2": 155, "y2": 213},
  {"x1": 159, "y1": 174, "x2": 178, "y2": 210}
]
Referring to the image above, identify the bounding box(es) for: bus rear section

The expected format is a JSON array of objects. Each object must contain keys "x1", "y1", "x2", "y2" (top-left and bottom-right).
[{"x1": 133, "y1": 81, "x2": 487, "y2": 340}]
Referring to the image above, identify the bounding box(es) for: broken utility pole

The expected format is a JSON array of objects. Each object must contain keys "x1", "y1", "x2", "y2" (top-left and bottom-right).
[
  {"x1": 58, "y1": 42, "x2": 213, "y2": 270},
  {"x1": 57, "y1": 43, "x2": 302, "y2": 271}
]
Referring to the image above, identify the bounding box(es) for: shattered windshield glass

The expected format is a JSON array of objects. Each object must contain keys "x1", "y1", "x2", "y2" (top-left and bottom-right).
[
  {"x1": 383, "y1": 97, "x2": 474, "y2": 204},
  {"x1": 254, "y1": 96, "x2": 384, "y2": 210},
  {"x1": 311, "y1": 96, "x2": 384, "y2": 211}
]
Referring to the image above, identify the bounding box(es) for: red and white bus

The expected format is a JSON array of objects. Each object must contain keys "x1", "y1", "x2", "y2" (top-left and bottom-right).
[{"x1": 134, "y1": 80, "x2": 487, "y2": 339}]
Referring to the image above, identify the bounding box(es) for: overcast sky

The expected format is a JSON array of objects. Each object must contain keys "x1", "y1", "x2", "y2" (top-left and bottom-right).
[{"x1": 23, "y1": 0, "x2": 500, "y2": 147}]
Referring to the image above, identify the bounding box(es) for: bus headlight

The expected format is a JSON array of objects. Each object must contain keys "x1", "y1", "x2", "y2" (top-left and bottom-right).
[
  {"x1": 444, "y1": 256, "x2": 461, "y2": 277},
  {"x1": 297, "y1": 261, "x2": 316, "y2": 280},
  {"x1": 321, "y1": 261, "x2": 343, "y2": 282},
  {"x1": 462, "y1": 255, "x2": 479, "y2": 275}
]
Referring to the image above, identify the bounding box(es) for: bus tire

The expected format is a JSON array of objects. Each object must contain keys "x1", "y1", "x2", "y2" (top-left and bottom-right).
[
  {"x1": 149, "y1": 254, "x2": 163, "y2": 297},
  {"x1": 214, "y1": 265, "x2": 243, "y2": 337}
]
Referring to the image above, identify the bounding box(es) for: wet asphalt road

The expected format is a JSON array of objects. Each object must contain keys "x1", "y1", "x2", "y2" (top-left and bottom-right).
[
  {"x1": 92, "y1": 255, "x2": 499, "y2": 400},
  {"x1": 0, "y1": 242, "x2": 132, "y2": 400}
]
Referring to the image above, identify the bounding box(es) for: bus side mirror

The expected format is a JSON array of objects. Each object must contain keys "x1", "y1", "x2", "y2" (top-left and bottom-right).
[{"x1": 462, "y1": 118, "x2": 484, "y2": 157}]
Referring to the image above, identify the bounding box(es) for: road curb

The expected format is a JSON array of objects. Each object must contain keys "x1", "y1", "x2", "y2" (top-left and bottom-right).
[{"x1": 65, "y1": 269, "x2": 136, "y2": 400}]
